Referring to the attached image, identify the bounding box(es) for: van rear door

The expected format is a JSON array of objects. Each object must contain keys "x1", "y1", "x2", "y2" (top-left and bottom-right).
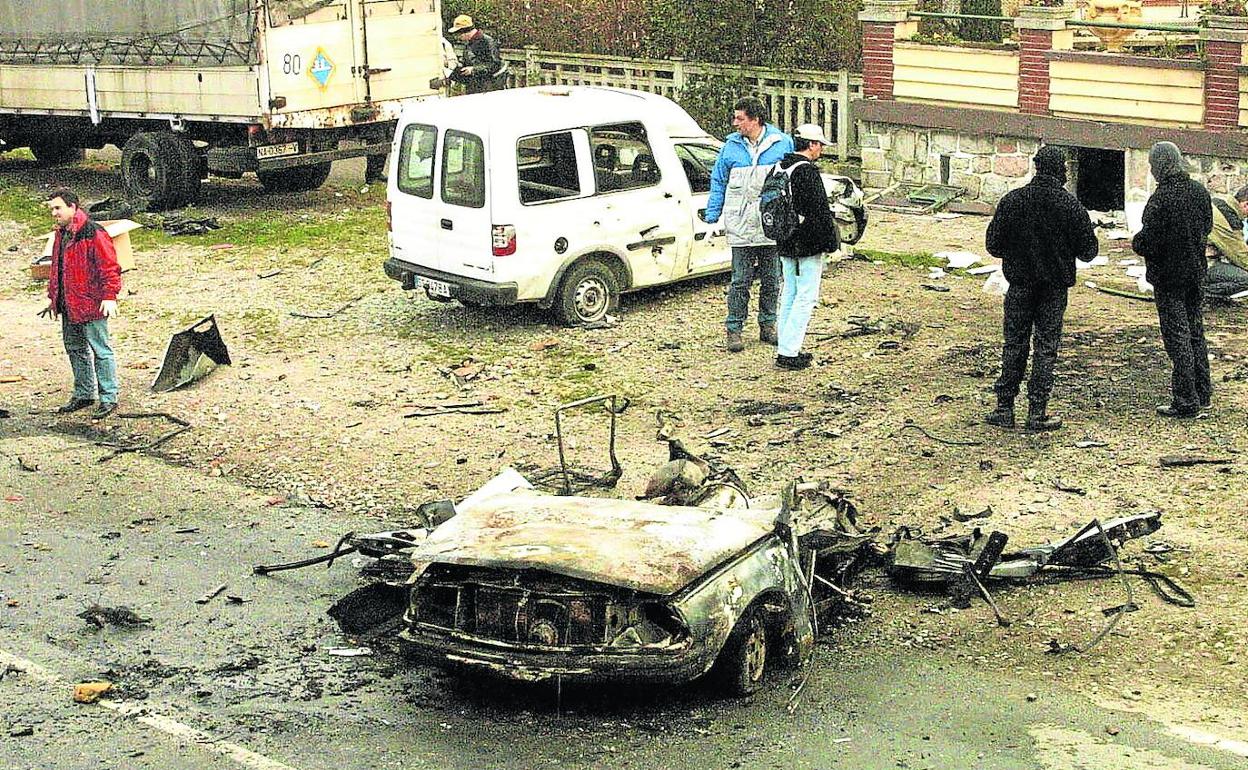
[
  {"x1": 436, "y1": 129, "x2": 494, "y2": 277},
  {"x1": 390, "y1": 122, "x2": 443, "y2": 272}
]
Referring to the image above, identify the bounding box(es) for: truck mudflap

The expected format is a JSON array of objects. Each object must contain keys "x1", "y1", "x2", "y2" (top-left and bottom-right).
[{"x1": 384, "y1": 258, "x2": 518, "y2": 306}]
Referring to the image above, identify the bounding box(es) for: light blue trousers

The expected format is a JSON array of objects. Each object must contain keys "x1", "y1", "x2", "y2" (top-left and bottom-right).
[
  {"x1": 777, "y1": 255, "x2": 823, "y2": 357},
  {"x1": 61, "y1": 316, "x2": 118, "y2": 404}
]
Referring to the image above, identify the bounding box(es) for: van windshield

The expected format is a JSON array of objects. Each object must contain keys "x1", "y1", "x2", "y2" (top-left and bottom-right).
[{"x1": 397, "y1": 123, "x2": 437, "y2": 199}]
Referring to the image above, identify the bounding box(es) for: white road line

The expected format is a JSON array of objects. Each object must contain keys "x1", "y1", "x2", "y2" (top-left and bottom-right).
[
  {"x1": 0, "y1": 648, "x2": 301, "y2": 770},
  {"x1": 1168, "y1": 725, "x2": 1248, "y2": 759}
]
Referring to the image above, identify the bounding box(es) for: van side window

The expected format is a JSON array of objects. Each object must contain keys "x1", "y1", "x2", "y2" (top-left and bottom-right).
[
  {"x1": 396, "y1": 123, "x2": 437, "y2": 199},
  {"x1": 674, "y1": 143, "x2": 718, "y2": 194},
  {"x1": 442, "y1": 130, "x2": 485, "y2": 209},
  {"x1": 589, "y1": 122, "x2": 659, "y2": 194},
  {"x1": 517, "y1": 131, "x2": 581, "y2": 204}
]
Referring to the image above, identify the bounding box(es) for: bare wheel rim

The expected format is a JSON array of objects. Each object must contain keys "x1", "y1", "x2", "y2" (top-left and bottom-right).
[
  {"x1": 743, "y1": 620, "x2": 766, "y2": 682},
  {"x1": 573, "y1": 276, "x2": 609, "y2": 321}
]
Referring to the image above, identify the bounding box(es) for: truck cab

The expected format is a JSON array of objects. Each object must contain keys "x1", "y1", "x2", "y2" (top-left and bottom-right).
[{"x1": 383, "y1": 86, "x2": 731, "y2": 325}]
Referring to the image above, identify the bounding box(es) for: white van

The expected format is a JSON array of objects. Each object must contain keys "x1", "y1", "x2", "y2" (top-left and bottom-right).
[{"x1": 383, "y1": 86, "x2": 732, "y2": 325}]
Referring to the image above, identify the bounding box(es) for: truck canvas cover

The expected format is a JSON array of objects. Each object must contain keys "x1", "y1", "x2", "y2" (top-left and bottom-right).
[{"x1": 0, "y1": 0, "x2": 290, "y2": 66}]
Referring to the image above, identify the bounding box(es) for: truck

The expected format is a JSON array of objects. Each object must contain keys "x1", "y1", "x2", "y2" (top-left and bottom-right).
[{"x1": 0, "y1": 0, "x2": 444, "y2": 209}]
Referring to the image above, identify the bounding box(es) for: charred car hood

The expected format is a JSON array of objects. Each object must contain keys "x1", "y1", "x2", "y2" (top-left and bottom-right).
[{"x1": 408, "y1": 490, "x2": 779, "y2": 595}]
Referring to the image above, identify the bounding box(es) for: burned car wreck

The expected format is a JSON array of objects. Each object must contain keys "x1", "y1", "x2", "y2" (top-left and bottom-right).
[{"x1": 399, "y1": 488, "x2": 814, "y2": 693}]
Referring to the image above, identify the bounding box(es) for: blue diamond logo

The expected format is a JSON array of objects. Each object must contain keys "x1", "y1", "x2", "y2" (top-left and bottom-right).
[{"x1": 308, "y1": 48, "x2": 334, "y2": 90}]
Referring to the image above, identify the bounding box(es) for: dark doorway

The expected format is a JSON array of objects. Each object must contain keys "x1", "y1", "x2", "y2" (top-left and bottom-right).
[{"x1": 1073, "y1": 147, "x2": 1125, "y2": 211}]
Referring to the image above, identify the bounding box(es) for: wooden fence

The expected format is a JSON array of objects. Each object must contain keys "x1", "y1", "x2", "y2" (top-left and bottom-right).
[{"x1": 501, "y1": 48, "x2": 863, "y2": 160}]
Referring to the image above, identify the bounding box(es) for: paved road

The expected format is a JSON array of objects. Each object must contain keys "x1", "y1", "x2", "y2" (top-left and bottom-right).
[{"x1": 0, "y1": 428, "x2": 1243, "y2": 770}]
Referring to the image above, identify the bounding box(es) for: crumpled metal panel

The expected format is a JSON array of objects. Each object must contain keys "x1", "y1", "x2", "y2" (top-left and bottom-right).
[{"x1": 408, "y1": 490, "x2": 778, "y2": 596}]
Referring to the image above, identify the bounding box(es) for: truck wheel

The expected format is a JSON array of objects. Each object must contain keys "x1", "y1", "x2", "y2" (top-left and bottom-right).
[
  {"x1": 710, "y1": 607, "x2": 769, "y2": 696},
  {"x1": 257, "y1": 162, "x2": 332, "y2": 193},
  {"x1": 554, "y1": 259, "x2": 617, "y2": 326},
  {"x1": 156, "y1": 133, "x2": 203, "y2": 207},
  {"x1": 29, "y1": 140, "x2": 85, "y2": 167},
  {"x1": 121, "y1": 132, "x2": 183, "y2": 210}
]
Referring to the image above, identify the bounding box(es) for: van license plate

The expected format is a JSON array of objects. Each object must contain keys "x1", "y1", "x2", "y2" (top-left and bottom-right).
[
  {"x1": 418, "y1": 277, "x2": 453, "y2": 297},
  {"x1": 256, "y1": 141, "x2": 300, "y2": 160}
]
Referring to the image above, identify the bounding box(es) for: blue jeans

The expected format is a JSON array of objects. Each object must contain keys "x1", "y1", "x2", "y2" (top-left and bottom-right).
[
  {"x1": 777, "y1": 255, "x2": 823, "y2": 357},
  {"x1": 726, "y1": 245, "x2": 780, "y2": 333},
  {"x1": 62, "y1": 316, "x2": 118, "y2": 404}
]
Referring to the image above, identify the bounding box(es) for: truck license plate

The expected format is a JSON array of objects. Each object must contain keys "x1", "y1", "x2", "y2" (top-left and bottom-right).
[
  {"x1": 418, "y1": 277, "x2": 453, "y2": 297},
  {"x1": 256, "y1": 141, "x2": 300, "y2": 160}
]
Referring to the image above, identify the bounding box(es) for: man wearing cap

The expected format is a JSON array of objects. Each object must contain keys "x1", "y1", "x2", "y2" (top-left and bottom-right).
[
  {"x1": 1131, "y1": 141, "x2": 1214, "y2": 417},
  {"x1": 983, "y1": 146, "x2": 1098, "y2": 431},
  {"x1": 445, "y1": 15, "x2": 504, "y2": 94},
  {"x1": 704, "y1": 97, "x2": 794, "y2": 353},
  {"x1": 772, "y1": 124, "x2": 839, "y2": 371}
]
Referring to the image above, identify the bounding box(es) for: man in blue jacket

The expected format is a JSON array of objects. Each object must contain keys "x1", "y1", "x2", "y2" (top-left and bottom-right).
[{"x1": 705, "y1": 97, "x2": 794, "y2": 353}]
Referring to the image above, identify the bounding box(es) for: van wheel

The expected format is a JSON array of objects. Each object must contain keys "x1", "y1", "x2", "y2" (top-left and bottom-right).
[
  {"x1": 710, "y1": 607, "x2": 768, "y2": 696},
  {"x1": 555, "y1": 259, "x2": 617, "y2": 326},
  {"x1": 257, "y1": 162, "x2": 332, "y2": 193}
]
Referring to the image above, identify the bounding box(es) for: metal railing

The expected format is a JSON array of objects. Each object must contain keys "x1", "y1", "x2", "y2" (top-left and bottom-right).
[{"x1": 500, "y1": 47, "x2": 864, "y2": 160}]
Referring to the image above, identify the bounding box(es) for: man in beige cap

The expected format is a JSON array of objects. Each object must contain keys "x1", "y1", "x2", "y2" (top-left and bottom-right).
[{"x1": 445, "y1": 14, "x2": 504, "y2": 94}]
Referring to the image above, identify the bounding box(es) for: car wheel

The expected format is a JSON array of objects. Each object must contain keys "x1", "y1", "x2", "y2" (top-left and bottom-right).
[
  {"x1": 712, "y1": 607, "x2": 768, "y2": 696},
  {"x1": 555, "y1": 259, "x2": 617, "y2": 326},
  {"x1": 838, "y1": 206, "x2": 868, "y2": 246}
]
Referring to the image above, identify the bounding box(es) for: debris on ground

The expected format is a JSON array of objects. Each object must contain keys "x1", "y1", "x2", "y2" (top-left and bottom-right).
[
  {"x1": 865, "y1": 182, "x2": 965, "y2": 214},
  {"x1": 72, "y1": 681, "x2": 112, "y2": 703},
  {"x1": 402, "y1": 400, "x2": 505, "y2": 418},
  {"x1": 152, "y1": 315, "x2": 231, "y2": 392},
  {"x1": 96, "y1": 412, "x2": 193, "y2": 462},
  {"x1": 160, "y1": 214, "x2": 221, "y2": 236},
  {"x1": 195, "y1": 583, "x2": 228, "y2": 605},
  {"x1": 290, "y1": 294, "x2": 365, "y2": 319},
  {"x1": 1158, "y1": 455, "x2": 1231, "y2": 468},
  {"x1": 77, "y1": 603, "x2": 152, "y2": 629}
]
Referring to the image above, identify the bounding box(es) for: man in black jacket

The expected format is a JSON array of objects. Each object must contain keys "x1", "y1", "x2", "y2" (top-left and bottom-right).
[
  {"x1": 1131, "y1": 141, "x2": 1214, "y2": 417},
  {"x1": 984, "y1": 146, "x2": 1099, "y2": 430},
  {"x1": 446, "y1": 15, "x2": 504, "y2": 94},
  {"x1": 773, "y1": 124, "x2": 840, "y2": 370}
]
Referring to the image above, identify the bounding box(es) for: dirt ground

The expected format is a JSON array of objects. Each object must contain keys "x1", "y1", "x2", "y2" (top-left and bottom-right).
[{"x1": 1, "y1": 156, "x2": 1245, "y2": 744}]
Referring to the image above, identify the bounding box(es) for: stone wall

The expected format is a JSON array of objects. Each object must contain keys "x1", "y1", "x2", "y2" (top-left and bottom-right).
[
  {"x1": 862, "y1": 120, "x2": 1248, "y2": 206},
  {"x1": 859, "y1": 121, "x2": 1041, "y2": 202}
]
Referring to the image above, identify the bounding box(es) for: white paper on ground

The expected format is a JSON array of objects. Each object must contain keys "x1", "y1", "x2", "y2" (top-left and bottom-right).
[
  {"x1": 968, "y1": 264, "x2": 1000, "y2": 275},
  {"x1": 936, "y1": 250, "x2": 981, "y2": 269},
  {"x1": 933, "y1": 212, "x2": 963, "y2": 220},
  {"x1": 1118, "y1": 258, "x2": 1139, "y2": 266},
  {"x1": 928, "y1": 267, "x2": 947, "y2": 280},
  {"x1": 1125, "y1": 265, "x2": 1146, "y2": 278},
  {"x1": 1076, "y1": 254, "x2": 1109, "y2": 270},
  {"x1": 983, "y1": 270, "x2": 1009, "y2": 295},
  {"x1": 1104, "y1": 228, "x2": 1132, "y2": 240}
]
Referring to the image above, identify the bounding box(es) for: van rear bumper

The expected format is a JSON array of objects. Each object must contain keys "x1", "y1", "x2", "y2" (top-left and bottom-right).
[{"x1": 384, "y1": 258, "x2": 518, "y2": 306}]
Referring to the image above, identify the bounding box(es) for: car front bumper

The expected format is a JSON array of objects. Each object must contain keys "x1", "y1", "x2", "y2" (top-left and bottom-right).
[{"x1": 398, "y1": 625, "x2": 713, "y2": 685}]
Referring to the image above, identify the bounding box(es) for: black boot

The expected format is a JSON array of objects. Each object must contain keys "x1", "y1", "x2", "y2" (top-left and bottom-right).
[
  {"x1": 1026, "y1": 401, "x2": 1062, "y2": 431},
  {"x1": 984, "y1": 397, "x2": 1015, "y2": 428}
]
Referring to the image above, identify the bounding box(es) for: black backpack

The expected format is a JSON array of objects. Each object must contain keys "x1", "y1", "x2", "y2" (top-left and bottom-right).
[{"x1": 759, "y1": 160, "x2": 808, "y2": 242}]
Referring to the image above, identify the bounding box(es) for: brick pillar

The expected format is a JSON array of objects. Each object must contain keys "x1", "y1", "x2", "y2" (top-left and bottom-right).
[
  {"x1": 1014, "y1": 8, "x2": 1072, "y2": 116},
  {"x1": 859, "y1": 1, "x2": 919, "y2": 100},
  {"x1": 1018, "y1": 30, "x2": 1052, "y2": 115},
  {"x1": 1204, "y1": 39, "x2": 1243, "y2": 131}
]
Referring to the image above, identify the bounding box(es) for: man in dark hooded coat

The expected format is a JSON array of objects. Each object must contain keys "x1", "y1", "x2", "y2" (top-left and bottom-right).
[
  {"x1": 983, "y1": 146, "x2": 1099, "y2": 431},
  {"x1": 1131, "y1": 141, "x2": 1214, "y2": 417}
]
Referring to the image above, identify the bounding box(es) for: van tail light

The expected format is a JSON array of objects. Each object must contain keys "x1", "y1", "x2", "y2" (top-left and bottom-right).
[
  {"x1": 385, "y1": 200, "x2": 392, "y2": 232},
  {"x1": 492, "y1": 224, "x2": 516, "y2": 256}
]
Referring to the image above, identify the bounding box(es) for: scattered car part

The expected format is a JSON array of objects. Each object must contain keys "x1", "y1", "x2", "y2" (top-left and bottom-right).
[
  {"x1": 96, "y1": 411, "x2": 192, "y2": 463},
  {"x1": 151, "y1": 315, "x2": 231, "y2": 392},
  {"x1": 527, "y1": 395, "x2": 626, "y2": 495}
]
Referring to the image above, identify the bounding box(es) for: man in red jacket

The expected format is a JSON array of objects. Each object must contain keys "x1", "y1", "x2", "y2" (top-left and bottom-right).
[{"x1": 40, "y1": 189, "x2": 122, "y2": 419}]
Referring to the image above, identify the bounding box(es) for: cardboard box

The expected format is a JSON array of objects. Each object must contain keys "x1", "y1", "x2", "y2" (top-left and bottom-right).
[{"x1": 37, "y1": 219, "x2": 142, "y2": 279}]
